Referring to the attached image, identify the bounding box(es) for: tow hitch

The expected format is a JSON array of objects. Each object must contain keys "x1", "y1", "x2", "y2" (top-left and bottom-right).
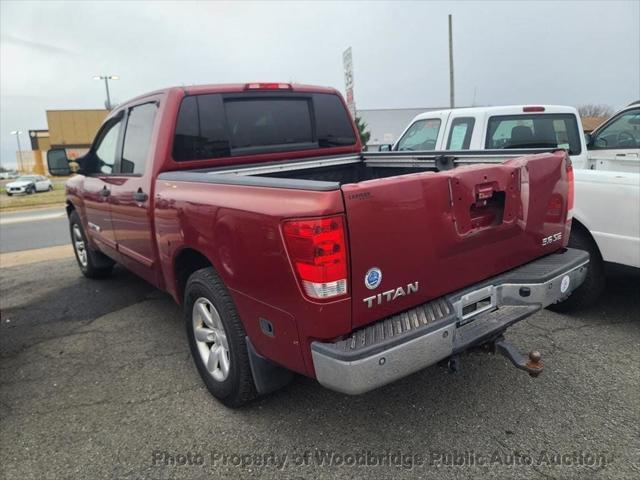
[
  {"x1": 493, "y1": 337, "x2": 544, "y2": 377},
  {"x1": 441, "y1": 337, "x2": 544, "y2": 376}
]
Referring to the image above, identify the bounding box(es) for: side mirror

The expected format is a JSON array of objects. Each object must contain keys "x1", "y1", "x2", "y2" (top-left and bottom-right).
[
  {"x1": 47, "y1": 148, "x2": 72, "y2": 176},
  {"x1": 378, "y1": 144, "x2": 393, "y2": 152}
]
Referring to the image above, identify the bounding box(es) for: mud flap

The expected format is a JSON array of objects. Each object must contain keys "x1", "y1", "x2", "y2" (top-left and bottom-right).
[{"x1": 246, "y1": 337, "x2": 294, "y2": 395}]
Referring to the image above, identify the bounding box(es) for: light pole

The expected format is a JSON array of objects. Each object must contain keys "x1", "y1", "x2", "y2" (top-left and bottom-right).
[
  {"x1": 93, "y1": 75, "x2": 119, "y2": 110},
  {"x1": 448, "y1": 14, "x2": 455, "y2": 109},
  {"x1": 10, "y1": 130, "x2": 24, "y2": 168}
]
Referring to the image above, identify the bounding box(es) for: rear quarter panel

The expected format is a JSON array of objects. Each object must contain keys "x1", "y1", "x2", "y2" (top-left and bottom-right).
[{"x1": 154, "y1": 180, "x2": 349, "y2": 376}]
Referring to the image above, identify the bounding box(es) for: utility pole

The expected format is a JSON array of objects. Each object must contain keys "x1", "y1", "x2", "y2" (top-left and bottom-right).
[
  {"x1": 10, "y1": 130, "x2": 23, "y2": 167},
  {"x1": 448, "y1": 14, "x2": 455, "y2": 109},
  {"x1": 93, "y1": 75, "x2": 119, "y2": 110},
  {"x1": 104, "y1": 77, "x2": 111, "y2": 110}
]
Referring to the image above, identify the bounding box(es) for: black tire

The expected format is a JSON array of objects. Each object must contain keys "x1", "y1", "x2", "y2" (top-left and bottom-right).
[
  {"x1": 547, "y1": 225, "x2": 605, "y2": 313},
  {"x1": 6, "y1": 192, "x2": 12, "y2": 196},
  {"x1": 26, "y1": 185, "x2": 34, "y2": 195},
  {"x1": 48, "y1": 185, "x2": 54, "y2": 191},
  {"x1": 69, "y1": 211, "x2": 115, "y2": 278},
  {"x1": 184, "y1": 267, "x2": 257, "y2": 407}
]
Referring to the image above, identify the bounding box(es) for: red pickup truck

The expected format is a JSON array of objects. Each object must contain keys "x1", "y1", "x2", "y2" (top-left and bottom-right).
[{"x1": 47, "y1": 83, "x2": 588, "y2": 407}]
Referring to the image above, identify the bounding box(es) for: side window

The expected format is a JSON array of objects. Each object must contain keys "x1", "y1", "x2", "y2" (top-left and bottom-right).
[
  {"x1": 95, "y1": 119, "x2": 123, "y2": 174},
  {"x1": 120, "y1": 103, "x2": 158, "y2": 174},
  {"x1": 446, "y1": 117, "x2": 475, "y2": 150},
  {"x1": 592, "y1": 109, "x2": 640, "y2": 150},
  {"x1": 396, "y1": 119, "x2": 441, "y2": 151}
]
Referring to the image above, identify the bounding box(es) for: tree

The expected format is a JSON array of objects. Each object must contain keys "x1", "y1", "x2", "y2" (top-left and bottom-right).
[
  {"x1": 578, "y1": 104, "x2": 614, "y2": 118},
  {"x1": 354, "y1": 116, "x2": 371, "y2": 149}
]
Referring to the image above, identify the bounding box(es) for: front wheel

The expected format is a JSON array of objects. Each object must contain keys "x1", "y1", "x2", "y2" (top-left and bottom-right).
[
  {"x1": 69, "y1": 211, "x2": 114, "y2": 278},
  {"x1": 184, "y1": 267, "x2": 257, "y2": 407},
  {"x1": 26, "y1": 186, "x2": 34, "y2": 195}
]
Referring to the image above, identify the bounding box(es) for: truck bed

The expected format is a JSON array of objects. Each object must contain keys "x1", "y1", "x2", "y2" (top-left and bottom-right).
[
  {"x1": 158, "y1": 148, "x2": 573, "y2": 331},
  {"x1": 159, "y1": 149, "x2": 556, "y2": 190}
]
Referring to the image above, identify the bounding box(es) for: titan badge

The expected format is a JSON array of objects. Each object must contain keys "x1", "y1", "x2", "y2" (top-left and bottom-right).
[{"x1": 363, "y1": 267, "x2": 419, "y2": 308}]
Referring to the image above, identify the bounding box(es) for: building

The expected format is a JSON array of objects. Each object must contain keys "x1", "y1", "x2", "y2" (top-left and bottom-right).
[
  {"x1": 581, "y1": 116, "x2": 607, "y2": 133},
  {"x1": 357, "y1": 107, "x2": 445, "y2": 150},
  {"x1": 21, "y1": 109, "x2": 108, "y2": 174}
]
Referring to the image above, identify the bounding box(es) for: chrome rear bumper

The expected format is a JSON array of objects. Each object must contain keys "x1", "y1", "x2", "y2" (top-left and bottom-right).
[{"x1": 311, "y1": 248, "x2": 589, "y2": 395}]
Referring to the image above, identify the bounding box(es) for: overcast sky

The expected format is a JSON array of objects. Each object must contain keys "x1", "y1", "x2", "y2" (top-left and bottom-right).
[{"x1": 1, "y1": 0, "x2": 639, "y2": 168}]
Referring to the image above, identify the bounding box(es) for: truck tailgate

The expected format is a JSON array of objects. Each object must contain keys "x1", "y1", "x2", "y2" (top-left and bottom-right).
[{"x1": 342, "y1": 151, "x2": 572, "y2": 329}]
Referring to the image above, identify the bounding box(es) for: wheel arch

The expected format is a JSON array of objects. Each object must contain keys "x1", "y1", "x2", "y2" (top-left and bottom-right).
[
  {"x1": 66, "y1": 200, "x2": 76, "y2": 216},
  {"x1": 173, "y1": 247, "x2": 216, "y2": 305},
  {"x1": 570, "y1": 218, "x2": 603, "y2": 259}
]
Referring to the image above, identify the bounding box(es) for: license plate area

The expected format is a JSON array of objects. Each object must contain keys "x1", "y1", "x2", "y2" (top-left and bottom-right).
[{"x1": 456, "y1": 285, "x2": 497, "y2": 325}]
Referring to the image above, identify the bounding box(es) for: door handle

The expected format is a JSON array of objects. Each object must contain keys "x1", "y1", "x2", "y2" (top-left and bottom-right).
[
  {"x1": 100, "y1": 186, "x2": 111, "y2": 197},
  {"x1": 134, "y1": 188, "x2": 148, "y2": 202}
]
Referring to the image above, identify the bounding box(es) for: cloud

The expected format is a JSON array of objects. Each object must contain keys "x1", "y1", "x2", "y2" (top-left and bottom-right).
[
  {"x1": 0, "y1": 0, "x2": 638, "y2": 169},
  {"x1": 1, "y1": 34, "x2": 74, "y2": 56}
]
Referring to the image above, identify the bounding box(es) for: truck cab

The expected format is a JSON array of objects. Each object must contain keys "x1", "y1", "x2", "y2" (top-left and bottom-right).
[
  {"x1": 585, "y1": 102, "x2": 640, "y2": 172},
  {"x1": 387, "y1": 105, "x2": 588, "y2": 168}
]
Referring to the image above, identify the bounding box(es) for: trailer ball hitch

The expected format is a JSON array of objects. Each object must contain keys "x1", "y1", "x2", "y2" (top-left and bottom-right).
[{"x1": 493, "y1": 337, "x2": 544, "y2": 377}]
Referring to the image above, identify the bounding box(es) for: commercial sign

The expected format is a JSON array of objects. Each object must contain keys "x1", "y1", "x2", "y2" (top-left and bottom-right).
[{"x1": 343, "y1": 47, "x2": 356, "y2": 118}]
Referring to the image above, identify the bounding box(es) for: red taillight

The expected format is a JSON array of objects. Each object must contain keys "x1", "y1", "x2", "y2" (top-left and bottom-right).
[
  {"x1": 523, "y1": 106, "x2": 545, "y2": 112},
  {"x1": 245, "y1": 83, "x2": 292, "y2": 90},
  {"x1": 546, "y1": 194, "x2": 563, "y2": 222},
  {"x1": 282, "y1": 216, "x2": 348, "y2": 300},
  {"x1": 567, "y1": 161, "x2": 574, "y2": 216}
]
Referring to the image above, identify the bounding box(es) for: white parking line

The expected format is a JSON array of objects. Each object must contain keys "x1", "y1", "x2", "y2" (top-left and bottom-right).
[
  {"x1": 0, "y1": 244, "x2": 74, "y2": 268},
  {"x1": 0, "y1": 211, "x2": 66, "y2": 225}
]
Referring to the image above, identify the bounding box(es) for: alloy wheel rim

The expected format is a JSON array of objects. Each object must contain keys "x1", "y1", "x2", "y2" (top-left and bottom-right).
[
  {"x1": 72, "y1": 224, "x2": 88, "y2": 267},
  {"x1": 192, "y1": 297, "x2": 230, "y2": 382}
]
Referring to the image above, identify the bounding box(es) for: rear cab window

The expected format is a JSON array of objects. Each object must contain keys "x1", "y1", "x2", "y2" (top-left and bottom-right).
[
  {"x1": 485, "y1": 113, "x2": 582, "y2": 155},
  {"x1": 172, "y1": 92, "x2": 356, "y2": 161}
]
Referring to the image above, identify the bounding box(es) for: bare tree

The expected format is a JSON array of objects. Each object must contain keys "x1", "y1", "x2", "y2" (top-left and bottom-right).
[{"x1": 578, "y1": 104, "x2": 614, "y2": 118}]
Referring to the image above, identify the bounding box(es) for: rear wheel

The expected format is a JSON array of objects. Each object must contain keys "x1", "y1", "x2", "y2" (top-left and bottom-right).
[
  {"x1": 69, "y1": 211, "x2": 114, "y2": 278},
  {"x1": 184, "y1": 267, "x2": 257, "y2": 407},
  {"x1": 548, "y1": 226, "x2": 605, "y2": 312},
  {"x1": 48, "y1": 185, "x2": 53, "y2": 191}
]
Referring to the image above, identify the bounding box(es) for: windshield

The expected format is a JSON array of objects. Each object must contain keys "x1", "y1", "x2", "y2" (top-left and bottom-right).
[
  {"x1": 396, "y1": 119, "x2": 441, "y2": 151},
  {"x1": 16, "y1": 176, "x2": 37, "y2": 182},
  {"x1": 485, "y1": 113, "x2": 582, "y2": 154}
]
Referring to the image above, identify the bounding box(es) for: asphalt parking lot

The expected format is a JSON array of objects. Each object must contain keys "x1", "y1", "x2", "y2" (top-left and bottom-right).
[{"x1": 1, "y1": 255, "x2": 639, "y2": 479}]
